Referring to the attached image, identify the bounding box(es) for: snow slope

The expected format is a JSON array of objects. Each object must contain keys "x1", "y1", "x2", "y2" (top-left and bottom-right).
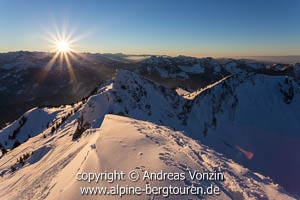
[
  {"x1": 78, "y1": 70, "x2": 300, "y2": 195},
  {"x1": 0, "y1": 102, "x2": 83, "y2": 153},
  {"x1": 0, "y1": 115, "x2": 295, "y2": 200},
  {"x1": 0, "y1": 106, "x2": 74, "y2": 150},
  {"x1": 1, "y1": 69, "x2": 300, "y2": 198},
  {"x1": 185, "y1": 73, "x2": 300, "y2": 194},
  {"x1": 76, "y1": 70, "x2": 185, "y2": 134}
]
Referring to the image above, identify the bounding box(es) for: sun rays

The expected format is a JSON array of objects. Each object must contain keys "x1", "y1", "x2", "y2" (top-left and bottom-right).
[{"x1": 41, "y1": 22, "x2": 90, "y2": 84}]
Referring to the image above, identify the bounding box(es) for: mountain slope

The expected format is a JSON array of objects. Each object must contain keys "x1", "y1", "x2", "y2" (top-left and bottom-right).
[
  {"x1": 0, "y1": 103, "x2": 82, "y2": 151},
  {"x1": 75, "y1": 69, "x2": 185, "y2": 137},
  {"x1": 0, "y1": 115, "x2": 295, "y2": 200},
  {"x1": 136, "y1": 55, "x2": 300, "y2": 90},
  {"x1": 1, "y1": 52, "x2": 299, "y2": 130},
  {"x1": 185, "y1": 73, "x2": 300, "y2": 194},
  {"x1": 1, "y1": 69, "x2": 300, "y2": 197},
  {"x1": 73, "y1": 69, "x2": 300, "y2": 195},
  {"x1": 0, "y1": 51, "x2": 137, "y2": 129}
]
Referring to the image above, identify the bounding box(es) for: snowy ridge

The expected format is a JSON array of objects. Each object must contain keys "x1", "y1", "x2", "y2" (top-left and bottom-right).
[
  {"x1": 187, "y1": 73, "x2": 300, "y2": 137},
  {"x1": 0, "y1": 115, "x2": 295, "y2": 199},
  {"x1": 0, "y1": 69, "x2": 300, "y2": 198},
  {"x1": 184, "y1": 73, "x2": 300, "y2": 194},
  {"x1": 76, "y1": 69, "x2": 300, "y2": 195},
  {"x1": 0, "y1": 103, "x2": 83, "y2": 152},
  {"x1": 0, "y1": 107, "x2": 67, "y2": 149},
  {"x1": 76, "y1": 69, "x2": 186, "y2": 136},
  {"x1": 182, "y1": 75, "x2": 232, "y2": 100}
]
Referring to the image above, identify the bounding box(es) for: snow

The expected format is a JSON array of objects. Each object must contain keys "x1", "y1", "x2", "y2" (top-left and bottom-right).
[
  {"x1": 138, "y1": 56, "x2": 210, "y2": 79},
  {"x1": 0, "y1": 104, "x2": 82, "y2": 151},
  {"x1": 175, "y1": 87, "x2": 190, "y2": 96},
  {"x1": 0, "y1": 115, "x2": 295, "y2": 199},
  {"x1": 268, "y1": 64, "x2": 285, "y2": 71},
  {"x1": 0, "y1": 107, "x2": 62, "y2": 149},
  {"x1": 138, "y1": 56, "x2": 278, "y2": 79},
  {"x1": 182, "y1": 75, "x2": 232, "y2": 100},
  {"x1": 76, "y1": 69, "x2": 186, "y2": 133},
  {"x1": 186, "y1": 73, "x2": 300, "y2": 194},
  {"x1": 0, "y1": 69, "x2": 299, "y2": 198}
]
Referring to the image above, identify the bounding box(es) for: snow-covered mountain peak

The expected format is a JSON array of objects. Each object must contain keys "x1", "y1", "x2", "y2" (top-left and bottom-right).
[
  {"x1": 75, "y1": 69, "x2": 186, "y2": 139},
  {"x1": 1, "y1": 68, "x2": 300, "y2": 197}
]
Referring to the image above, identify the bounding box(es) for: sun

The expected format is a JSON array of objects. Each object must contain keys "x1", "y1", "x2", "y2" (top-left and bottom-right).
[
  {"x1": 56, "y1": 40, "x2": 70, "y2": 52},
  {"x1": 42, "y1": 23, "x2": 91, "y2": 84}
]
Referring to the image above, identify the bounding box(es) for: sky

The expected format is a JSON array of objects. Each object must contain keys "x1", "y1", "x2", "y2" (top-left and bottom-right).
[{"x1": 0, "y1": 0, "x2": 299, "y2": 57}]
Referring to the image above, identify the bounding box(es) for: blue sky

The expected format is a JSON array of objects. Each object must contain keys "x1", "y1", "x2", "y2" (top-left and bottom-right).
[{"x1": 0, "y1": 0, "x2": 299, "y2": 57}]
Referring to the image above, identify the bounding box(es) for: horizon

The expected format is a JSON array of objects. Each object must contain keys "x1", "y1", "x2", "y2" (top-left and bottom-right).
[
  {"x1": 1, "y1": 49, "x2": 300, "y2": 58},
  {"x1": 1, "y1": 50, "x2": 300, "y2": 64},
  {"x1": 0, "y1": 0, "x2": 299, "y2": 57}
]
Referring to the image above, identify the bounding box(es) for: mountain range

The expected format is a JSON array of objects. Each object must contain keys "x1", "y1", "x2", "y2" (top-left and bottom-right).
[{"x1": 0, "y1": 52, "x2": 300, "y2": 199}]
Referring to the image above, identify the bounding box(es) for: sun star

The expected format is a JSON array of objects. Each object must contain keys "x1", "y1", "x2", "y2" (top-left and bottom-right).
[
  {"x1": 41, "y1": 22, "x2": 91, "y2": 84},
  {"x1": 42, "y1": 27, "x2": 83, "y2": 84},
  {"x1": 56, "y1": 40, "x2": 71, "y2": 52}
]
